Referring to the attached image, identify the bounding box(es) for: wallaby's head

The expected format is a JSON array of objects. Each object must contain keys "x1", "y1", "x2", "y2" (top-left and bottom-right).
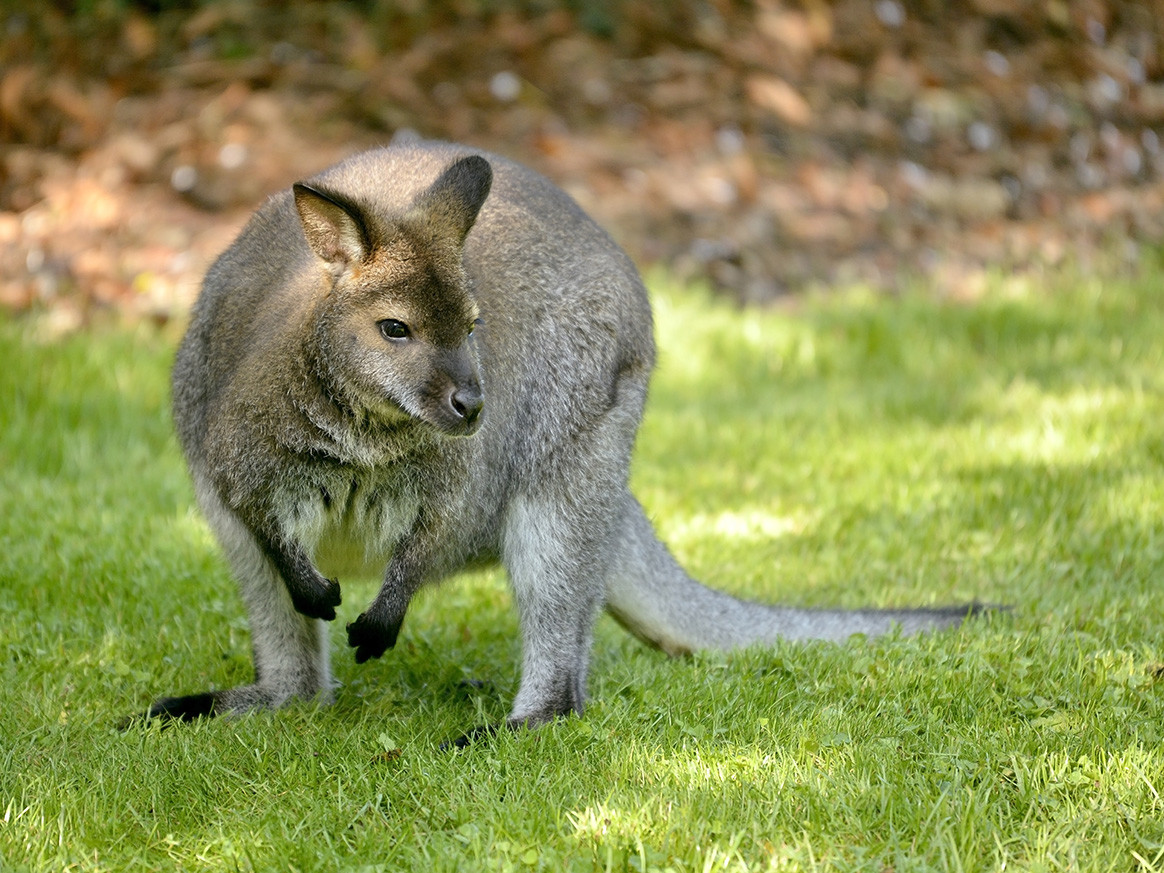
[{"x1": 293, "y1": 155, "x2": 492, "y2": 436}]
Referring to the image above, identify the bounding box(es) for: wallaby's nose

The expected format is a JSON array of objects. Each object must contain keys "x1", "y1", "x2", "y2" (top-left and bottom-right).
[{"x1": 450, "y1": 384, "x2": 483, "y2": 429}]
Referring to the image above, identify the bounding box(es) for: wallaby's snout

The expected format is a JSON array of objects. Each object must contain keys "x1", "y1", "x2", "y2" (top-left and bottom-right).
[
  {"x1": 424, "y1": 345, "x2": 483, "y2": 436},
  {"x1": 449, "y1": 380, "x2": 484, "y2": 432}
]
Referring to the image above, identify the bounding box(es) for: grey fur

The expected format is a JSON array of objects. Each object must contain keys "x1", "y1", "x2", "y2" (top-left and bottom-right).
[{"x1": 154, "y1": 141, "x2": 980, "y2": 737}]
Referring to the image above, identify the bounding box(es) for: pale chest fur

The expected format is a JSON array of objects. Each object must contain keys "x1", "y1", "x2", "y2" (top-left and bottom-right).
[{"x1": 279, "y1": 470, "x2": 420, "y2": 580}]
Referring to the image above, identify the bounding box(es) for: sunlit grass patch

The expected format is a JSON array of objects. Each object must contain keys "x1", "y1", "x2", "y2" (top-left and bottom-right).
[{"x1": 3, "y1": 265, "x2": 1164, "y2": 871}]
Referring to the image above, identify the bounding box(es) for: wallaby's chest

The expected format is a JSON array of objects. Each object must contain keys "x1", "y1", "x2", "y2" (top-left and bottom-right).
[{"x1": 282, "y1": 471, "x2": 420, "y2": 580}]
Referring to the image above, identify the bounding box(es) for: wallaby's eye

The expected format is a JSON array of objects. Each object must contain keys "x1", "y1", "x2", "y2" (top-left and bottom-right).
[
  {"x1": 379, "y1": 319, "x2": 410, "y2": 341},
  {"x1": 468, "y1": 317, "x2": 484, "y2": 336}
]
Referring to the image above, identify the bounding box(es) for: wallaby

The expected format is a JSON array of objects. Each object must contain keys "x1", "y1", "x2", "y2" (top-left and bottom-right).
[{"x1": 144, "y1": 140, "x2": 980, "y2": 743}]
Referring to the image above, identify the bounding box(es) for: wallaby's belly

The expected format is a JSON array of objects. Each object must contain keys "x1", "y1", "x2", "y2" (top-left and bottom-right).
[{"x1": 312, "y1": 528, "x2": 390, "y2": 580}]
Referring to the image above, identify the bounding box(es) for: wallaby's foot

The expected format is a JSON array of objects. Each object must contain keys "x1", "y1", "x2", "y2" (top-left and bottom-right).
[
  {"x1": 347, "y1": 610, "x2": 404, "y2": 663},
  {"x1": 441, "y1": 722, "x2": 501, "y2": 750},
  {"x1": 288, "y1": 576, "x2": 342, "y2": 621},
  {"x1": 122, "y1": 675, "x2": 335, "y2": 730},
  {"x1": 118, "y1": 691, "x2": 218, "y2": 729},
  {"x1": 147, "y1": 692, "x2": 218, "y2": 721},
  {"x1": 442, "y1": 711, "x2": 576, "y2": 750}
]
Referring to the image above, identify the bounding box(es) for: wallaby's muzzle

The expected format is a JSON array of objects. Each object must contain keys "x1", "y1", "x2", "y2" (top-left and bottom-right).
[
  {"x1": 442, "y1": 381, "x2": 484, "y2": 437},
  {"x1": 422, "y1": 353, "x2": 484, "y2": 436},
  {"x1": 449, "y1": 382, "x2": 484, "y2": 433}
]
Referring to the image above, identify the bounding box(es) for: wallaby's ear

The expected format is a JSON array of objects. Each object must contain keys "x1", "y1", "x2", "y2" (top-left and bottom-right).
[
  {"x1": 413, "y1": 155, "x2": 493, "y2": 245},
  {"x1": 293, "y1": 183, "x2": 370, "y2": 267}
]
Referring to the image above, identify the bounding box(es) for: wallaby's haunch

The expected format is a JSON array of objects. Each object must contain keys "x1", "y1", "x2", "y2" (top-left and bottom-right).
[{"x1": 146, "y1": 141, "x2": 980, "y2": 743}]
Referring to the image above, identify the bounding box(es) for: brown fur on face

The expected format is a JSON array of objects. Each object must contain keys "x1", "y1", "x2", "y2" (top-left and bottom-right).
[{"x1": 295, "y1": 163, "x2": 489, "y2": 434}]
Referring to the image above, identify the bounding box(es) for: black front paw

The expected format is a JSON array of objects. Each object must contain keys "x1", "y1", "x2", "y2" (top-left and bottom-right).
[
  {"x1": 289, "y1": 577, "x2": 342, "y2": 621},
  {"x1": 347, "y1": 610, "x2": 403, "y2": 663}
]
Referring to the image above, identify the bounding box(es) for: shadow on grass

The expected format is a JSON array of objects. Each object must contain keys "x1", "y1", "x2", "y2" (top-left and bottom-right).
[{"x1": 6, "y1": 279, "x2": 1164, "y2": 731}]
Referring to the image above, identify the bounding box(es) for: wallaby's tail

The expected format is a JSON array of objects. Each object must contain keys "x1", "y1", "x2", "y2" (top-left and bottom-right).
[{"x1": 604, "y1": 495, "x2": 983, "y2": 655}]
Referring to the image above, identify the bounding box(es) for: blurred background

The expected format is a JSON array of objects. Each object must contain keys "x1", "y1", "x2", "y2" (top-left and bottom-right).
[{"x1": 2, "y1": 0, "x2": 1162, "y2": 328}]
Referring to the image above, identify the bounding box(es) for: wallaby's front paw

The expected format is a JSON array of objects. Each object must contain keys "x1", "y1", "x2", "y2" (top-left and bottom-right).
[
  {"x1": 346, "y1": 610, "x2": 403, "y2": 663},
  {"x1": 289, "y1": 577, "x2": 342, "y2": 621}
]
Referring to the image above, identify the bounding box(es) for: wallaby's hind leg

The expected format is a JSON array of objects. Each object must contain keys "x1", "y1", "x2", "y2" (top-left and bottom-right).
[
  {"x1": 497, "y1": 492, "x2": 610, "y2": 731},
  {"x1": 140, "y1": 478, "x2": 333, "y2": 722}
]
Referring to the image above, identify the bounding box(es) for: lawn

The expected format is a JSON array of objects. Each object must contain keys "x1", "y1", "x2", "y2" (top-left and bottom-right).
[{"x1": 2, "y1": 268, "x2": 1163, "y2": 871}]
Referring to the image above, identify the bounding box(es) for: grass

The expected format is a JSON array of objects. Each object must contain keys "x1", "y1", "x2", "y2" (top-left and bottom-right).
[{"x1": 3, "y1": 268, "x2": 1164, "y2": 871}]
